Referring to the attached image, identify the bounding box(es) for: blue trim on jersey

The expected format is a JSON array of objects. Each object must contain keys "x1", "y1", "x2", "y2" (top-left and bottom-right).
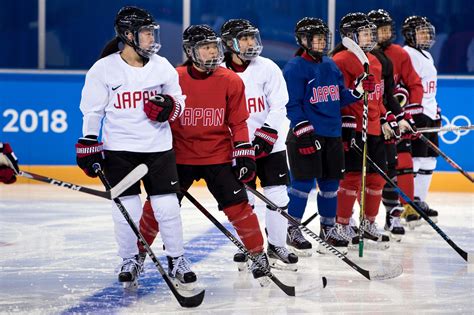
[{"x1": 283, "y1": 56, "x2": 358, "y2": 137}]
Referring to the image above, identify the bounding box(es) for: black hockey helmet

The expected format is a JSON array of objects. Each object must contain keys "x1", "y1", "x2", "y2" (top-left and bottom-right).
[
  {"x1": 295, "y1": 17, "x2": 331, "y2": 59},
  {"x1": 339, "y1": 12, "x2": 377, "y2": 52},
  {"x1": 402, "y1": 16, "x2": 435, "y2": 50},
  {"x1": 220, "y1": 19, "x2": 263, "y2": 60},
  {"x1": 114, "y1": 6, "x2": 161, "y2": 58},
  {"x1": 368, "y1": 9, "x2": 395, "y2": 47},
  {"x1": 183, "y1": 24, "x2": 224, "y2": 70}
]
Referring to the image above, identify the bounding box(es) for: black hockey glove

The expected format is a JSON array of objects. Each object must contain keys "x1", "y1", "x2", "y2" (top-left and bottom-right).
[
  {"x1": 144, "y1": 94, "x2": 182, "y2": 123},
  {"x1": 75, "y1": 135, "x2": 104, "y2": 178},
  {"x1": 342, "y1": 115, "x2": 356, "y2": 151},
  {"x1": 0, "y1": 142, "x2": 19, "y2": 184},
  {"x1": 293, "y1": 121, "x2": 320, "y2": 155},
  {"x1": 252, "y1": 125, "x2": 278, "y2": 159},
  {"x1": 232, "y1": 142, "x2": 256, "y2": 183}
]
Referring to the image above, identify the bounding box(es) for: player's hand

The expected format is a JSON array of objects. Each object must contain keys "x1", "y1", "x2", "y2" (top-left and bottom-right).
[
  {"x1": 232, "y1": 142, "x2": 256, "y2": 183},
  {"x1": 381, "y1": 112, "x2": 400, "y2": 143},
  {"x1": 0, "y1": 142, "x2": 19, "y2": 184},
  {"x1": 75, "y1": 136, "x2": 104, "y2": 178},
  {"x1": 252, "y1": 125, "x2": 278, "y2": 159},
  {"x1": 293, "y1": 121, "x2": 320, "y2": 155},
  {"x1": 353, "y1": 72, "x2": 375, "y2": 98},
  {"x1": 341, "y1": 116, "x2": 356, "y2": 151},
  {"x1": 397, "y1": 112, "x2": 418, "y2": 139},
  {"x1": 144, "y1": 94, "x2": 182, "y2": 123}
]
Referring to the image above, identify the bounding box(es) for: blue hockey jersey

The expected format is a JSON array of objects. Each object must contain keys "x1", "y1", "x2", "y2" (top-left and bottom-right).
[{"x1": 283, "y1": 54, "x2": 358, "y2": 137}]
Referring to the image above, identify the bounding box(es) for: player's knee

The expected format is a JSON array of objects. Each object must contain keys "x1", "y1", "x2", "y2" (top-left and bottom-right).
[
  {"x1": 113, "y1": 195, "x2": 142, "y2": 223},
  {"x1": 223, "y1": 201, "x2": 254, "y2": 224},
  {"x1": 263, "y1": 185, "x2": 289, "y2": 208},
  {"x1": 149, "y1": 193, "x2": 180, "y2": 223}
]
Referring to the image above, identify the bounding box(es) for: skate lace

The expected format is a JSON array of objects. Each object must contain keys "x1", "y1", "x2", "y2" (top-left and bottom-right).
[
  {"x1": 336, "y1": 224, "x2": 355, "y2": 242},
  {"x1": 389, "y1": 216, "x2": 403, "y2": 229},
  {"x1": 119, "y1": 257, "x2": 141, "y2": 274},
  {"x1": 289, "y1": 226, "x2": 307, "y2": 243},
  {"x1": 362, "y1": 220, "x2": 382, "y2": 238},
  {"x1": 170, "y1": 256, "x2": 192, "y2": 277},
  {"x1": 327, "y1": 226, "x2": 347, "y2": 241},
  {"x1": 250, "y1": 253, "x2": 269, "y2": 272},
  {"x1": 273, "y1": 245, "x2": 291, "y2": 258}
]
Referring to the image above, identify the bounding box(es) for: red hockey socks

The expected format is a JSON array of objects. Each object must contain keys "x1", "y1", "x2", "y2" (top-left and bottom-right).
[
  {"x1": 223, "y1": 201, "x2": 264, "y2": 254},
  {"x1": 336, "y1": 172, "x2": 360, "y2": 224},
  {"x1": 363, "y1": 173, "x2": 385, "y2": 222},
  {"x1": 138, "y1": 199, "x2": 160, "y2": 252}
]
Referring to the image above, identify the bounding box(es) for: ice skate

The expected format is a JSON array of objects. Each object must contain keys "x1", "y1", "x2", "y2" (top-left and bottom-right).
[
  {"x1": 360, "y1": 219, "x2": 390, "y2": 250},
  {"x1": 317, "y1": 224, "x2": 349, "y2": 255},
  {"x1": 401, "y1": 204, "x2": 422, "y2": 230},
  {"x1": 233, "y1": 251, "x2": 249, "y2": 272},
  {"x1": 250, "y1": 252, "x2": 271, "y2": 287},
  {"x1": 334, "y1": 223, "x2": 359, "y2": 251},
  {"x1": 287, "y1": 224, "x2": 312, "y2": 257},
  {"x1": 118, "y1": 255, "x2": 142, "y2": 290},
  {"x1": 267, "y1": 242, "x2": 298, "y2": 271},
  {"x1": 414, "y1": 197, "x2": 438, "y2": 223},
  {"x1": 167, "y1": 255, "x2": 197, "y2": 291},
  {"x1": 384, "y1": 206, "x2": 405, "y2": 241}
]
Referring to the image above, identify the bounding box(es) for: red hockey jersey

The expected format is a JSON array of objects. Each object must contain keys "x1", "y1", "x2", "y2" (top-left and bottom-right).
[
  {"x1": 333, "y1": 50, "x2": 385, "y2": 136},
  {"x1": 384, "y1": 44, "x2": 423, "y2": 104},
  {"x1": 172, "y1": 66, "x2": 250, "y2": 165}
]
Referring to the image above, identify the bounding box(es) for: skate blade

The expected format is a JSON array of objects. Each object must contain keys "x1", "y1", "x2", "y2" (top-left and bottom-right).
[
  {"x1": 268, "y1": 257, "x2": 298, "y2": 272},
  {"x1": 317, "y1": 245, "x2": 348, "y2": 255},
  {"x1": 170, "y1": 277, "x2": 196, "y2": 291},
  {"x1": 255, "y1": 276, "x2": 271, "y2": 287},
  {"x1": 389, "y1": 233, "x2": 404, "y2": 242},
  {"x1": 288, "y1": 246, "x2": 312, "y2": 257},
  {"x1": 236, "y1": 261, "x2": 249, "y2": 272},
  {"x1": 121, "y1": 279, "x2": 138, "y2": 290}
]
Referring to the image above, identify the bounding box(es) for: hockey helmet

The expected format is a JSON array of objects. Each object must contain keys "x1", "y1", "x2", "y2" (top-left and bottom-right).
[
  {"x1": 402, "y1": 16, "x2": 435, "y2": 50},
  {"x1": 183, "y1": 24, "x2": 224, "y2": 70},
  {"x1": 339, "y1": 12, "x2": 377, "y2": 52},
  {"x1": 368, "y1": 9, "x2": 395, "y2": 47},
  {"x1": 295, "y1": 17, "x2": 331, "y2": 59},
  {"x1": 221, "y1": 19, "x2": 263, "y2": 60}
]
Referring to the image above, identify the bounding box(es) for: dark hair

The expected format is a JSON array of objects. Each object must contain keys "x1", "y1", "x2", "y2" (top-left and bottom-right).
[
  {"x1": 180, "y1": 57, "x2": 193, "y2": 67},
  {"x1": 295, "y1": 47, "x2": 304, "y2": 56},
  {"x1": 328, "y1": 42, "x2": 346, "y2": 57},
  {"x1": 99, "y1": 37, "x2": 121, "y2": 59}
]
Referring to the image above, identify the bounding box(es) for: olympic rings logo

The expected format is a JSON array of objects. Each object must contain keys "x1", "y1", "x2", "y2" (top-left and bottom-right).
[{"x1": 439, "y1": 115, "x2": 471, "y2": 144}]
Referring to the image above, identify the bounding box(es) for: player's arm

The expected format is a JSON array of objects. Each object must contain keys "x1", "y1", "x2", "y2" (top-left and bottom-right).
[
  {"x1": 282, "y1": 61, "x2": 309, "y2": 125},
  {"x1": 400, "y1": 49, "x2": 423, "y2": 105}
]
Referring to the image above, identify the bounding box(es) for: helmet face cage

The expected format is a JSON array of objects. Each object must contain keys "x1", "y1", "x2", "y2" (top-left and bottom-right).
[
  {"x1": 221, "y1": 20, "x2": 263, "y2": 60},
  {"x1": 295, "y1": 18, "x2": 331, "y2": 58},
  {"x1": 135, "y1": 24, "x2": 161, "y2": 57},
  {"x1": 403, "y1": 16, "x2": 436, "y2": 50},
  {"x1": 185, "y1": 37, "x2": 225, "y2": 70}
]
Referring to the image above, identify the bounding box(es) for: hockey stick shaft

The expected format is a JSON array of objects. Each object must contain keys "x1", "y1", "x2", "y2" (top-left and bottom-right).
[
  {"x1": 19, "y1": 164, "x2": 148, "y2": 199},
  {"x1": 418, "y1": 134, "x2": 474, "y2": 183},
  {"x1": 182, "y1": 189, "x2": 296, "y2": 296},
  {"x1": 417, "y1": 125, "x2": 474, "y2": 133},
  {"x1": 302, "y1": 211, "x2": 319, "y2": 226},
  {"x1": 351, "y1": 142, "x2": 471, "y2": 263},
  {"x1": 244, "y1": 185, "x2": 404, "y2": 280},
  {"x1": 94, "y1": 164, "x2": 205, "y2": 308}
]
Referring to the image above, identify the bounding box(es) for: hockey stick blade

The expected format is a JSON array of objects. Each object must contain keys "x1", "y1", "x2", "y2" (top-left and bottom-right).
[
  {"x1": 351, "y1": 141, "x2": 472, "y2": 263},
  {"x1": 182, "y1": 190, "x2": 296, "y2": 296},
  {"x1": 342, "y1": 37, "x2": 369, "y2": 67},
  {"x1": 94, "y1": 165, "x2": 205, "y2": 308},
  {"x1": 245, "y1": 184, "x2": 403, "y2": 280},
  {"x1": 109, "y1": 164, "x2": 148, "y2": 198}
]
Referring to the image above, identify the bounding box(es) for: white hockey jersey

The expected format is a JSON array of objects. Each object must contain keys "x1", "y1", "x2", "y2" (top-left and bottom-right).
[
  {"x1": 79, "y1": 52, "x2": 185, "y2": 152},
  {"x1": 403, "y1": 46, "x2": 438, "y2": 120},
  {"x1": 222, "y1": 56, "x2": 289, "y2": 153}
]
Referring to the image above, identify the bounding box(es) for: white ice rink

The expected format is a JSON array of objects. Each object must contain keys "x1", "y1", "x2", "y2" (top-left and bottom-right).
[{"x1": 0, "y1": 184, "x2": 473, "y2": 314}]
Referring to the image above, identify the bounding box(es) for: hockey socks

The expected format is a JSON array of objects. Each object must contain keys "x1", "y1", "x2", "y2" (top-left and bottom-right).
[
  {"x1": 396, "y1": 152, "x2": 415, "y2": 205},
  {"x1": 138, "y1": 199, "x2": 159, "y2": 253},
  {"x1": 287, "y1": 178, "x2": 313, "y2": 220}
]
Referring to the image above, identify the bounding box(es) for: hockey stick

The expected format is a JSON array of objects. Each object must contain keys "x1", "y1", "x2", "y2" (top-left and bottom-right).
[
  {"x1": 93, "y1": 164, "x2": 205, "y2": 308},
  {"x1": 245, "y1": 184, "x2": 403, "y2": 280},
  {"x1": 418, "y1": 134, "x2": 474, "y2": 183},
  {"x1": 18, "y1": 164, "x2": 148, "y2": 200},
  {"x1": 302, "y1": 211, "x2": 319, "y2": 226},
  {"x1": 351, "y1": 141, "x2": 474, "y2": 263},
  {"x1": 342, "y1": 36, "x2": 370, "y2": 257},
  {"x1": 182, "y1": 189, "x2": 299, "y2": 296},
  {"x1": 417, "y1": 125, "x2": 474, "y2": 133}
]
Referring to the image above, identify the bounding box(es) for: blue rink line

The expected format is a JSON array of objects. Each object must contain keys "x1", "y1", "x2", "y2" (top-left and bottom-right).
[{"x1": 61, "y1": 223, "x2": 234, "y2": 315}]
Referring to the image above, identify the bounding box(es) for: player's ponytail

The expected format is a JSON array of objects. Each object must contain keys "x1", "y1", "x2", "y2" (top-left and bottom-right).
[{"x1": 99, "y1": 37, "x2": 121, "y2": 59}]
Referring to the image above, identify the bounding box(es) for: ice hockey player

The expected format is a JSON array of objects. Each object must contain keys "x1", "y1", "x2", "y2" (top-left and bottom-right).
[
  {"x1": 220, "y1": 18, "x2": 298, "y2": 271},
  {"x1": 282, "y1": 17, "x2": 371, "y2": 256},
  {"x1": 76, "y1": 6, "x2": 196, "y2": 289},
  {"x1": 0, "y1": 142, "x2": 19, "y2": 184}
]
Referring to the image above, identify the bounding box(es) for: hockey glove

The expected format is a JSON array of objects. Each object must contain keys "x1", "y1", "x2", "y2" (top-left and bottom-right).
[
  {"x1": 397, "y1": 112, "x2": 418, "y2": 139},
  {"x1": 352, "y1": 72, "x2": 375, "y2": 98},
  {"x1": 0, "y1": 142, "x2": 19, "y2": 184},
  {"x1": 381, "y1": 112, "x2": 401, "y2": 143},
  {"x1": 252, "y1": 125, "x2": 278, "y2": 159},
  {"x1": 293, "y1": 121, "x2": 320, "y2": 155},
  {"x1": 232, "y1": 142, "x2": 256, "y2": 183},
  {"x1": 75, "y1": 136, "x2": 105, "y2": 178},
  {"x1": 144, "y1": 94, "x2": 182, "y2": 123},
  {"x1": 393, "y1": 85, "x2": 409, "y2": 107},
  {"x1": 341, "y1": 116, "x2": 356, "y2": 152}
]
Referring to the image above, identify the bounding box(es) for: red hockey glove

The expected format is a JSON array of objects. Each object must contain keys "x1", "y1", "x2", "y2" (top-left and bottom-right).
[
  {"x1": 381, "y1": 112, "x2": 401, "y2": 143},
  {"x1": 393, "y1": 85, "x2": 409, "y2": 107},
  {"x1": 293, "y1": 121, "x2": 320, "y2": 155},
  {"x1": 353, "y1": 73, "x2": 375, "y2": 98},
  {"x1": 144, "y1": 94, "x2": 182, "y2": 123},
  {"x1": 341, "y1": 116, "x2": 356, "y2": 151},
  {"x1": 75, "y1": 136, "x2": 104, "y2": 178},
  {"x1": 252, "y1": 125, "x2": 278, "y2": 159},
  {"x1": 0, "y1": 142, "x2": 19, "y2": 184},
  {"x1": 232, "y1": 142, "x2": 256, "y2": 183}
]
